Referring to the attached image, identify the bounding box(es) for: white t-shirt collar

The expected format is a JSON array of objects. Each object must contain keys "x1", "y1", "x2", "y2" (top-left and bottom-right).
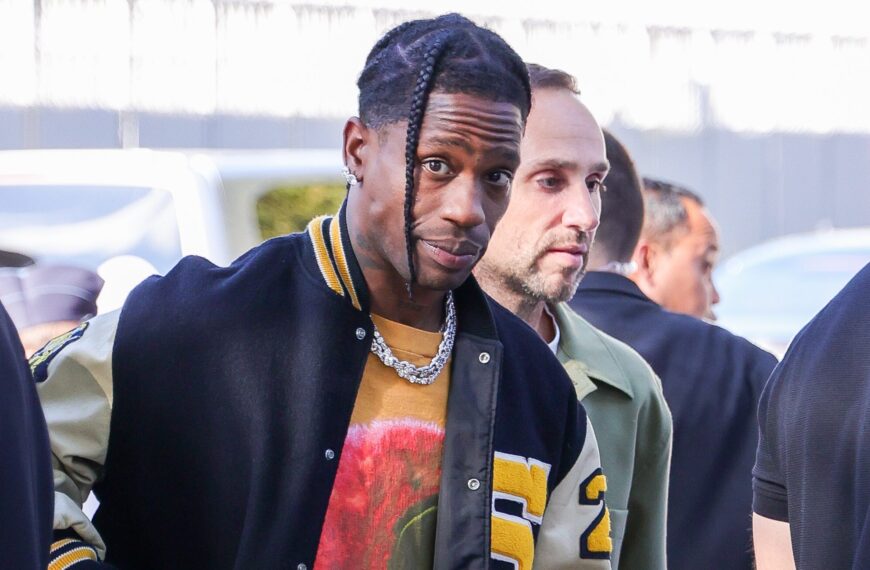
[{"x1": 543, "y1": 304, "x2": 561, "y2": 355}]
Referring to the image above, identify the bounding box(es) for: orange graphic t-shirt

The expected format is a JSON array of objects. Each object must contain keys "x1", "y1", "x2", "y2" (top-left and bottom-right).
[{"x1": 315, "y1": 313, "x2": 452, "y2": 570}]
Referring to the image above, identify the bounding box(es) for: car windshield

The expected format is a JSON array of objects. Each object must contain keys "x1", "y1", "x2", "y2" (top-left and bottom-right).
[
  {"x1": 716, "y1": 250, "x2": 870, "y2": 329},
  {"x1": 0, "y1": 185, "x2": 182, "y2": 274}
]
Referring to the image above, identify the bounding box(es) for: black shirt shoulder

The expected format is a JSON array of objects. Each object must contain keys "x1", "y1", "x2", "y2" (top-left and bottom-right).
[{"x1": 753, "y1": 263, "x2": 870, "y2": 568}]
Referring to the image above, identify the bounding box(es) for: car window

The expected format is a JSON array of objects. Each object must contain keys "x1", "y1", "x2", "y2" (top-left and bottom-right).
[
  {"x1": 717, "y1": 250, "x2": 870, "y2": 322},
  {"x1": 0, "y1": 185, "x2": 183, "y2": 274},
  {"x1": 256, "y1": 183, "x2": 346, "y2": 240}
]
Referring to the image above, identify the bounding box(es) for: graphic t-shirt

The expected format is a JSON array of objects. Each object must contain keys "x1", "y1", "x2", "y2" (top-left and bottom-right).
[{"x1": 315, "y1": 313, "x2": 451, "y2": 570}]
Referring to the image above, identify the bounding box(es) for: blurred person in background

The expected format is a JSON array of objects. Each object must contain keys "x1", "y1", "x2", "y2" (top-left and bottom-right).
[
  {"x1": 630, "y1": 178, "x2": 720, "y2": 321},
  {"x1": 0, "y1": 302, "x2": 53, "y2": 569},
  {"x1": 32, "y1": 14, "x2": 609, "y2": 570},
  {"x1": 0, "y1": 264, "x2": 104, "y2": 358},
  {"x1": 570, "y1": 130, "x2": 777, "y2": 570},
  {"x1": 753, "y1": 262, "x2": 870, "y2": 570},
  {"x1": 476, "y1": 66, "x2": 671, "y2": 569}
]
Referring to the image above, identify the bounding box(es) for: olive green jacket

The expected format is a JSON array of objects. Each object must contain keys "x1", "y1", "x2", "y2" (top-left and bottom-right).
[{"x1": 553, "y1": 303, "x2": 672, "y2": 570}]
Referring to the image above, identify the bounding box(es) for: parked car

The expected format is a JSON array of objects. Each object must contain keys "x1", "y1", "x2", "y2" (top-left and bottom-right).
[
  {"x1": 714, "y1": 227, "x2": 870, "y2": 357},
  {"x1": 0, "y1": 148, "x2": 344, "y2": 518},
  {"x1": 0, "y1": 148, "x2": 343, "y2": 310}
]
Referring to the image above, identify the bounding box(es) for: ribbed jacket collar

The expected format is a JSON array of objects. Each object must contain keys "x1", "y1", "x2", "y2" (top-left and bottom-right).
[{"x1": 305, "y1": 203, "x2": 498, "y2": 340}]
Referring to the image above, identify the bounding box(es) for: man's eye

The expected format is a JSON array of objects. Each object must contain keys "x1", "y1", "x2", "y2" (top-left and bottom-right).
[
  {"x1": 536, "y1": 176, "x2": 562, "y2": 190},
  {"x1": 587, "y1": 179, "x2": 606, "y2": 193},
  {"x1": 422, "y1": 159, "x2": 450, "y2": 175},
  {"x1": 487, "y1": 171, "x2": 513, "y2": 187}
]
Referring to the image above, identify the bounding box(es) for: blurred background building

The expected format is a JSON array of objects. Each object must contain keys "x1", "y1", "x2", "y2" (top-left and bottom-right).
[{"x1": 1, "y1": 0, "x2": 869, "y2": 257}]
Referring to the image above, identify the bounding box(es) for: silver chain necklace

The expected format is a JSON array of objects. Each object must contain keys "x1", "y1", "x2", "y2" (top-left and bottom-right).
[{"x1": 370, "y1": 291, "x2": 456, "y2": 385}]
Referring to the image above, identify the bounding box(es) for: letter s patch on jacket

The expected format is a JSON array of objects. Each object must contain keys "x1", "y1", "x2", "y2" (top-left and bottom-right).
[{"x1": 490, "y1": 452, "x2": 551, "y2": 570}]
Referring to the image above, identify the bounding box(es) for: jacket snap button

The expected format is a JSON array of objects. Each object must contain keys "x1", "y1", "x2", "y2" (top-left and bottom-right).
[
  {"x1": 467, "y1": 478, "x2": 481, "y2": 491},
  {"x1": 297, "y1": 564, "x2": 307, "y2": 570},
  {"x1": 324, "y1": 449, "x2": 335, "y2": 460},
  {"x1": 355, "y1": 327, "x2": 366, "y2": 340},
  {"x1": 478, "y1": 352, "x2": 491, "y2": 364}
]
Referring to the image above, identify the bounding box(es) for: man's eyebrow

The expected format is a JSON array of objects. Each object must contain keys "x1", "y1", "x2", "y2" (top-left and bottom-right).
[
  {"x1": 423, "y1": 136, "x2": 520, "y2": 164},
  {"x1": 527, "y1": 158, "x2": 576, "y2": 171},
  {"x1": 494, "y1": 147, "x2": 521, "y2": 165},
  {"x1": 526, "y1": 159, "x2": 611, "y2": 172}
]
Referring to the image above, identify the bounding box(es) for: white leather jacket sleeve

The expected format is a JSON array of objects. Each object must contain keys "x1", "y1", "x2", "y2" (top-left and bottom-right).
[
  {"x1": 33, "y1": 310, "x2": 119, "y2": 559},
  {"x1": 535, "y1": 417, "x2": 612, "y2": 569}
]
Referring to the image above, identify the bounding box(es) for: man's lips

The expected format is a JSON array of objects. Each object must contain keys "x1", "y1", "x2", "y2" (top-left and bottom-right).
[
  {"x1": 547, "y1": 243, "x2": 588, "y2": 255},
  {"x1": 545, "y1": 243, "x2": 589, "y2": 267},
  {"x1": 420, "y1": 240, "x2": 480, "y2": 271}
]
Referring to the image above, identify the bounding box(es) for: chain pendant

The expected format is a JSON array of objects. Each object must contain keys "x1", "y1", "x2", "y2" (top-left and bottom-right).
[{"x1": 370, "y1": 291, "x2": 456, "y2": 385}]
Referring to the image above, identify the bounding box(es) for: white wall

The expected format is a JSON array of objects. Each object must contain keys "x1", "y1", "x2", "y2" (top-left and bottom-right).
[{"x1": 2, "y1": 0, "x2": 870, "y2": 134}]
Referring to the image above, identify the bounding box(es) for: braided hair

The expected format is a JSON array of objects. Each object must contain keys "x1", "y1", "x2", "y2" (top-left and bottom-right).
[{"x1": 357, "y1": 13, "x2": 531, "y2": 293}]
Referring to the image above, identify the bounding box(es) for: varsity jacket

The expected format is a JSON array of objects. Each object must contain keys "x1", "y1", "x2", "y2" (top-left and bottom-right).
[{"x1": 35, "y1": 207, "x2": 611, "y2": 569}]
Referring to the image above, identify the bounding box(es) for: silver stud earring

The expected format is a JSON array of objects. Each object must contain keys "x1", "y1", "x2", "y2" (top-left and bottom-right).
[{"x1": 342, "y1": 167, "x2": 359, "y2": 187}]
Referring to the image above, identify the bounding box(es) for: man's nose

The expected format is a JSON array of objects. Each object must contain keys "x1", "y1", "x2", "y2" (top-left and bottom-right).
[
  {"x1": 442, "y1": 179, "x2": 486, "y2": 228},
  {"x1": 562, "y1": 188, "x2": 600, "y2": 233},
  {"x1": 711, "y1": 280, "x2": 721, "y2": 306}
]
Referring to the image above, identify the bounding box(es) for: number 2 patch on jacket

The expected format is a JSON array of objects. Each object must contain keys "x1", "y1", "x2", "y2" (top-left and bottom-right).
[{"x1": 29, "y1": 322, "x2": 89, "y2": 383}]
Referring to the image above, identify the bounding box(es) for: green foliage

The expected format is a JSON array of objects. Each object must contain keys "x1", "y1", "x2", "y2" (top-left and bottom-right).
[{"x1": 257, "y1": 184, "x2": 347, "y2": 239}]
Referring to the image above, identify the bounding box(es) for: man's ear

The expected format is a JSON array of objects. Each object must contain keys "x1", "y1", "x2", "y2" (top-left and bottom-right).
[
  {"x1": 631, "y1": 241, "x2": 656, "y2": 284},
  {"x1": 343, "y1": 117, "x2": 372, "y2": 184}
]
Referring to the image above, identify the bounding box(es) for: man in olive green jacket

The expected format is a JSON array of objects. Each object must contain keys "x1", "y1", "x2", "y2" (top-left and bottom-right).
[
  {"x1": 475, "y1": 63, "x2": 672, "y2": 568},
  {"x1": 551, "y1": 303, "x2": 671, "y2": 568}
]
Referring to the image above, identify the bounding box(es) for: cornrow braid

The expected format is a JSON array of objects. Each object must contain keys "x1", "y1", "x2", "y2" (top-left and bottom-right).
[
  {"x1": 402, "y1": 32, "x2": 453, "y2": 296},
  {"x1": 366, "y1": 20, "x2": 416, "y2": 73},
  {"x1": 359, "y1": 13, "x2": 531, "y2": 129}
]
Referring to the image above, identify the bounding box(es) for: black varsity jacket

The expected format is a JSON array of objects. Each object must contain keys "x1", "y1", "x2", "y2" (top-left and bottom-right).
[{"x1": 35, "y1": 206, "x2": 612, "y2": 569}]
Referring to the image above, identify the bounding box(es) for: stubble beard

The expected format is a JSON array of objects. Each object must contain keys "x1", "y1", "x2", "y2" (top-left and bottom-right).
[{"x1": 500, "y1": 245, "x2": 586, "y2": 305}]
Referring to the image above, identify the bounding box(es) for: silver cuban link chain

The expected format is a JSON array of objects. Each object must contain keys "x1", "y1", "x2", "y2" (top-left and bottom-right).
[{"x1": 370, "y1": 291, "x2": 456, "y2": 385}]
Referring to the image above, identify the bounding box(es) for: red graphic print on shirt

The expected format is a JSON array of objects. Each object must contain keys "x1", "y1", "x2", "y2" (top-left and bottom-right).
[{"x1": 315, "y1": 419, "x2": 445, "y2": 569}]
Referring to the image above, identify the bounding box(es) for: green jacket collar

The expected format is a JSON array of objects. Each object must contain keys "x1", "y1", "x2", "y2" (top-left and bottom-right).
[{"x1": 552, "y1": 302, "x2": 635, "y2": 400}]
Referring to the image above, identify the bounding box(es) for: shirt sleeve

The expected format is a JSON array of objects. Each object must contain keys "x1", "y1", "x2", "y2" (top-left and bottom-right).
[
  {"x1": 752, "y1": 366, "x2": 789, "y2": 522},
  {"x1": 620, "y1": 368, "x2": 672, "y2": 570},
  {"x1": 534, "y1": 416, "x2": 612, "y2": 569},
  {"x1": 33, "y1": 310, "x2": 120, "y2": 561}
]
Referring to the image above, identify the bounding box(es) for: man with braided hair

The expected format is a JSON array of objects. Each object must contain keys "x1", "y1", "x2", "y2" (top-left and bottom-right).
[{"x1": 36, "y1": 14, "x2": 610, "y2": 570}]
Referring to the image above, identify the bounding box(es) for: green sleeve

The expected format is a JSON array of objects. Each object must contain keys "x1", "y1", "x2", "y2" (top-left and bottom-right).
[{"x1": 619, "y1": 368, "x2": 672, "y2": 570}]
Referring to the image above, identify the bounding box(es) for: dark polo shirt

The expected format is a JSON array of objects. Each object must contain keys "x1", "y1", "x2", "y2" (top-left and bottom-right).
[
  {"x1": 0, "y1": 304, "x2": 53, "y2": 569},
  {"x1": 754, "y1": 263, "x2": 870, "y2": 569},
  {"x1": 570, "y1": 271, "x2": 776, "y2": 570}
]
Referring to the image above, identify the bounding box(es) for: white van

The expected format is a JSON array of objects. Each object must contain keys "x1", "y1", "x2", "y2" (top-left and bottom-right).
[{"x1": 0, "y1": 148, "x2": 343, "y2": 310}]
